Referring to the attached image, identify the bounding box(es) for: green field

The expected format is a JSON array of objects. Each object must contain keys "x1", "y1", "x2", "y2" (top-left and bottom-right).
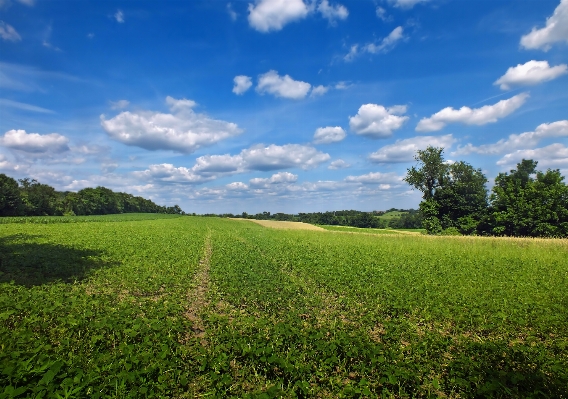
[{"x1": 1, "y1": 216, "x2": 567, "y2": 398}]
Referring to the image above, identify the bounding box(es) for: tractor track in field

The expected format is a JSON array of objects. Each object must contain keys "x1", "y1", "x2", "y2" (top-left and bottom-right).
[{"x1": 184, "y1": 229, "x2": 212, "y2": 346}]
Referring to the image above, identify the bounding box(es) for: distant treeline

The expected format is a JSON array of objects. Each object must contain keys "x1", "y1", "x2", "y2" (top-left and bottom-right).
[
  {"x1": 0, "y1": 174, "x2": 184, "y2": 217},
  {"x1": 209, "y1": 209, "x2": 423, "y2": 229}
]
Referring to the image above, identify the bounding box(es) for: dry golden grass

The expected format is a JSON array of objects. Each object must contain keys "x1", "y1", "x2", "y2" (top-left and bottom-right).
[{"x1": 233, "y1": 219, "x2": 326, "y2": 231}]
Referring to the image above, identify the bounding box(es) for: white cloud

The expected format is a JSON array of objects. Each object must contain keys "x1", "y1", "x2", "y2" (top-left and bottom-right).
[
  {"x1": 456, "y1": 120, "x2": 568, "y2": 155},
  {"x1": 135, "y1": 144, "x2": 329, "y2": 185},
  {"x1": 376, "y1": 7, "x2": 391, "y2": 22},
  {"x1": 494, "y1": 60, "x2": 567, "y2": 90},
  {"x1": 349, "y1": 104, "x2": 409, "y2": 138},
  {"x1": 227, "y1": 3, "x2": 238, "y2": 21},
  {"x1": 328, "y1": 159, "x2": 350, "y2": 169},
  {"x1": 235, "y1": 143, "x2": 330, "y2": 171},
  {"x1": 0, "y1": 21, "x2": 21, "y2": 42},
  {"x1": 344, "y1": 171, "x2": 403, "y2": 184},
  {"x1": 0, "y1": 129, "x2": 69, "y2": 153},
  {"x1": 344, "y1": 44, "x2": 359, "y2": 62},
  {"x1": 16, "y1": 0, "x2": 34, "y2": 5},
  {"x1": 369, "y1": 134, "x2": 456, "y2": 163},
  {"x1": 232, "y1": 75, "x2": 253, "y2": 95},
  {"x1": 317, "y1": 0, "x2": 348, "y2": 24},
  {"x1": 334, "y1": 81, "x2": 351, "y2": 90},
  {"x1": 226, "y1": 181, "x2": 248, "y2": 190},
  {"x1": 100, "y1": 96, "x2": 242, "y2": 154},
  {"x1": 133, "y1": 163, "x2": 209, "y2": 184},
  {"x1": 0, "y1": 153, "x2": 25, "y2": 172},
  {"x1": 109, "y1": 99, "x2": 130, "y2": 110},
  {"x1": 115, "y1": 10, "x2": 124, "y2": 23},
  {"x1": 310, "y1": 85, "x2": 329, "y2": 96},
  {"x1": 388, "y1": 0, "x2": 429, "y2": 9},
  {"x1": 256, "y1": 70, "x2": 311, "y2": 99},
  {"x1": 416, "y1": 92, "x2": 529, "y2": 132},
  {"x1": 520, "y1": 0, "x2": 568, "y2": 51},
  {"x1": 250, "y1": 171, "x2": 298, "y2": 187},
  {"x1": 313, "y1": 126, "x2": 346, "y2": 144},
  {"x1": 345, "y1": 26, "x2": 404, "y2": 61},
  {"x1": 364, "y1": 26, "x2": 404, "y2": 54},
  {"x1": 497, "y1": 143, "x2": 568, "y2": 171},
  {"x1": 0, "y1": 99, "x2": 54, "y2": 113},
  {"x1": 248, "y1": 0, "x2": 309, "y2": 32}
]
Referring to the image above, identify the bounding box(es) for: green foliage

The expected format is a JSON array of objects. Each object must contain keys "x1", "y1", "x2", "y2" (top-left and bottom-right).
[
  {"x1": 405, "y1": 147, "x2": 488, "y2": 235},
  {"x1": 487, "y1": 160, "x2": 568, "y2": 237},
  {"x1": 1, "y1": 217, "x2": 567, "y2": 397},
  {"x1": 0, "y1": 174, "x2": 21, "y2": 216},
  {"x1": 0, "y1": 173, "x2": 185, "y2": 218}
]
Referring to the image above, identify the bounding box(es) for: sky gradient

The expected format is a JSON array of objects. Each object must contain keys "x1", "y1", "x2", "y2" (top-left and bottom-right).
[{"x1": 1, "y1": 0, "x2": 567, "y2": 214}]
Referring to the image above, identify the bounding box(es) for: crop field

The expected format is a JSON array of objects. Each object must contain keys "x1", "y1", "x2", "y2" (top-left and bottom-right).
[{"x1": 1, "y1": 216, "x2": 567, "y2": 398}]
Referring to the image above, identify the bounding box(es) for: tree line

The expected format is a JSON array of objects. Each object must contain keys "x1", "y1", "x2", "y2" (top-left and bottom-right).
[
  {"x1": 213, "y1": 209, "x2": 423, "y2": 229},
  {"x1": 405, "y1": 147, "x2": 568, "y2": 237},
  {"x1": 0, "y1": 174, "x2": 184, "y2": 217}
]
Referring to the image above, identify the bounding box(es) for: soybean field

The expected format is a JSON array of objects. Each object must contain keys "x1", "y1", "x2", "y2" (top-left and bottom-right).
[{"x1": 1, "y1": 216, "x2": 567, "y2": 398}]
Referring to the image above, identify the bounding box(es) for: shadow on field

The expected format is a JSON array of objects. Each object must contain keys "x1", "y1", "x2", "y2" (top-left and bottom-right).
[{"x1": 0, "y1": 234, "x2": 113, "y2": 287}]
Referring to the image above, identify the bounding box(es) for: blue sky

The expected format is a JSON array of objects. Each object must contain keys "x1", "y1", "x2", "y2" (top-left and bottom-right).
[{"x1": 1, "y1": 0, "x2": 567, "y2": 214}]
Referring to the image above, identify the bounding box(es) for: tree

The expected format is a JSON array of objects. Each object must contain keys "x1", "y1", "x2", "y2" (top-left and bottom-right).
[
  {"x1": 0, "y1": 173, "x2": 22, "y2": 216},
  {"x1": 404, "y1": 147, "x2": 488, "y2": 235},
  {"x1": 18, "y1": 178, "x2": 60, "y2": 216},
  {"x1": 487, "y1": 160, "x2": 568, "y2": 237}
]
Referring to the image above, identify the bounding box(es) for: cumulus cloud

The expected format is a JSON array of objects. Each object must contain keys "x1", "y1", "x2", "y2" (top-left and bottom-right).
[
  {"x1": 133, "y1": 163, "x2": 209, "y2": 184},
  {"x1": 494, "y1": 60, "x2": 567, "y2": 90},
  {"x1": 100, "y1": 96, "x2": 242, "y2": 154},
  {"x1": 456, "y1": 120, "x2": 568, "y2": 155},
  {"x1": 388, "y1": 0, "x2": 430, "y2": 9},
  {"x1": 345, "y1": 26, "x2": 404, "y2": 61},
  {"x1": 328, "y1": 159, "x2": 350, "y2": 169},
  {"x1": 249, "y1": 171, "x2": 298, "y2": 188},
  {"x1": 416, "y1": 92, "x2": 529, "y2": 132},
  {"x1": 310, "y1": 85, "x2": 329, "y2": 96},
  {"x1": 520, "y1": 0, "x2": 568, "y2": 51},
  {"x1": 349, "y1": 104, "x2": 409, "y2": 138},
  {"x1": 344, "y1": 171, "x2": 403, "y2": 184},
  {"x1": 256, "y1": 70, "x2": 311, "y2": 99},
  {"x1": 369, "y1": 134, "x2": 456, "y2": 163},
  {"x1": 115, "y1": 10, "x2": 124, "y2": 23},
  {"x1": 233, "y1": 75, "x2": 253, "y2": 95},
  {"x1": 226, "y1": 181, "x2": 248, "y2": 190},
  {"x1": 317, "y1": 0, "x2": 348, "y2": 24},
  {"x1": 0, "y1": 129, "x2": 69, "y2": 153},
  {"x1": 248, "y1": 0, "x2": 309, "y2": 32},
  {"x1": 497, "y1": 143, "x2": 568, "y2": 171},
  {"x1": 134, "y1": 143, "x2": 329, "y2": 185},
  {"x1": 109, "y1": 99, "x2": 130, "y2": 110},
  {"x1": 313, "y1": 126, "x2": 346, "y2": 144},
  {"x1": 0, "y1": 21, "x2": 21, "y2": 42}
]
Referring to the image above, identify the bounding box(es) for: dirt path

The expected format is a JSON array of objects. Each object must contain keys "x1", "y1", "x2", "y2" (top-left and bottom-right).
[
  {"x1": 233, "y1": 219, "x2": 326, "y2": 231},
  {"x1": 184, "y1": 230, "x2": 212, "y2": 345}
]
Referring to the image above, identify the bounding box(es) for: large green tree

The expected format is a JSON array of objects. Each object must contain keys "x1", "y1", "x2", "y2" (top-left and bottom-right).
[
  {"x1": 404, "y1": 146, "x2": 488, "y2": 234},
  {"x1": 486, "y1": 159, "x2": 568, "y2": 237},
  {"x1": 0, "y1": 173, "x2": 22, "y2": 216}
]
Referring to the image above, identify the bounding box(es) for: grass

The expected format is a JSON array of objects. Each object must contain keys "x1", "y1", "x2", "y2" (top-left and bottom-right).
[
  {"x1": 1, "y1": 215, "x2": 567, "y2": 398},
  {"x1": 0, "y1": 213, "x2": 182, "y2": 224},
  {"x1": 317, "y1": 225, "x2": 404, "y2": 234}
]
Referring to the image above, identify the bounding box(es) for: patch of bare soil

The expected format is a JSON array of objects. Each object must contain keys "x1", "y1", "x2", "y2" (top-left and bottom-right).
[
  {"x1": 234, "y1": 219, "x2": 326, "y2": 231},
  {"x1": 184, "y1": 231, "x2": 212, "y2": 346}
]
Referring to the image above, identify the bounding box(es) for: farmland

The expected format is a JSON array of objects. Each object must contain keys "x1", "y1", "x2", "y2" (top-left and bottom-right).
[{"x1": 1, "y1": 216, "x2": 567, "y2": 398}]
